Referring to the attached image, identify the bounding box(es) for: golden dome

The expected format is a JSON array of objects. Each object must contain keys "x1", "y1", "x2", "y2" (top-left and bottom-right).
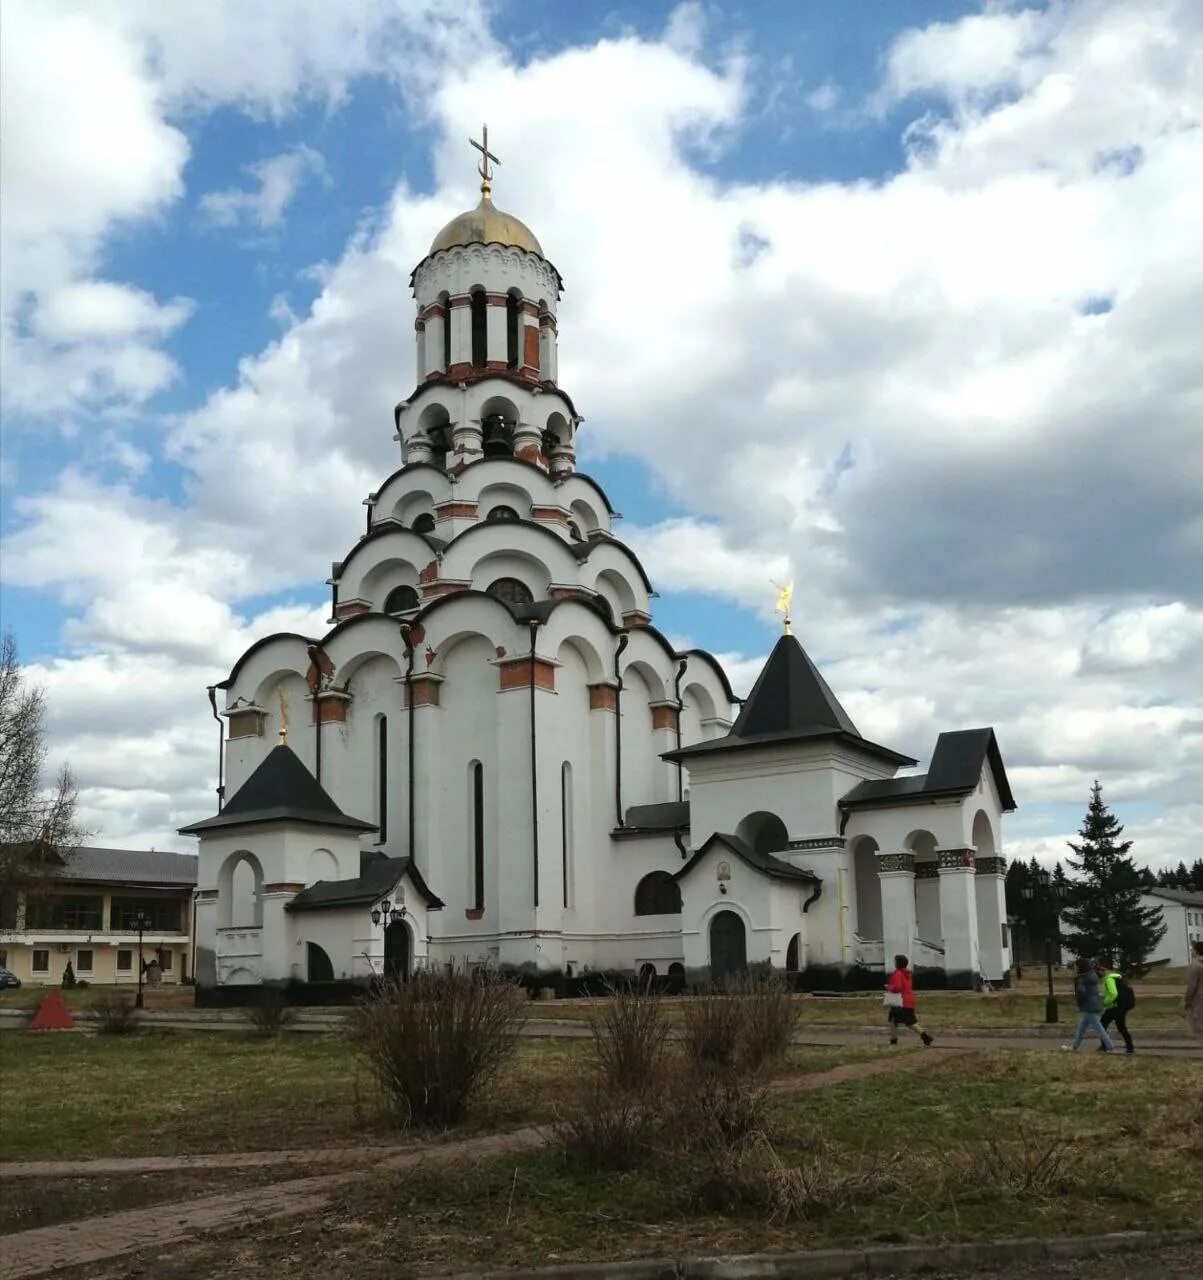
[{"x1": 429, "y1": 194, "x2": 543, "y2": 257}]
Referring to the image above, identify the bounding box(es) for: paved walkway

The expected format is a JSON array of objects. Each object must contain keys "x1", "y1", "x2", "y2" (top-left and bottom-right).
[{"x1": 0, "y1": 1053, "x2": 936, "y2": 1278}]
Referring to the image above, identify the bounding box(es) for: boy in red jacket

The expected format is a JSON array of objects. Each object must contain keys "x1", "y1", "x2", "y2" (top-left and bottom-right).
[{"x1": 885, "y1": 954, "x2": 934, "y2": 1047}]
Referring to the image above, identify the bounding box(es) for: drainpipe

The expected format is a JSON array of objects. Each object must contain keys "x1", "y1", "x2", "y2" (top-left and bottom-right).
[
  {"x1": 400, "y1": 622, "x2": 417, "y2": 865},
  {"x1": 613, "y1": 632, "x2": 630, "y2": 827},
  {"x1": 528, "y1": 620, "x2": 540, "y2": 910},
  {"x1": 314, "y1": 695, "x2": 323, "y2": 787},
  {"x1": 206, "y1": 686, "x2": 225, "y2": 811},
  {"x1": 671, "y1": 827, "x2": 688, "y2": 861},
  {"x1": 672, "y1": 656, "x2": 688, "y2": 802}
]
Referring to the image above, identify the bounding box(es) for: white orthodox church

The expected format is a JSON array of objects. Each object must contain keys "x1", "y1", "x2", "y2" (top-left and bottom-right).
[{"x1": 184, "y1": 141, "x2": 1015, "y2": 998}]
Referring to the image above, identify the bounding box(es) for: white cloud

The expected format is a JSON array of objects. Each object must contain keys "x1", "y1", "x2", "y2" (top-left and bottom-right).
[
  {"x1": 3, "y1": 0, "x2": 1201, "y2": 870},
  {"x1": 199, "y1": 145, "x2": 329, "y2": 230}
]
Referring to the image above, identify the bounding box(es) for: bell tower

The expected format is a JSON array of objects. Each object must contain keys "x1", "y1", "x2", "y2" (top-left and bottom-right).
[{"x1": 399, "y1": 127, "x2": 576, "y2": 477}]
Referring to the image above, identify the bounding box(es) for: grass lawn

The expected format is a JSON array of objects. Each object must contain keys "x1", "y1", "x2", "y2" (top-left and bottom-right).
[
  {"x1": 0, "y1": 1030, "x2": 880, "y2": 1162},
  {"x1": 112, "y1": 1049, "x2": 1199, "y2": 1278},
  {"x1": 531, "y1": 990, "x2": 1189, "y2": 1031},
  {"x1": 0, "y1": 984, "x2": 196, "y2": 1012}
]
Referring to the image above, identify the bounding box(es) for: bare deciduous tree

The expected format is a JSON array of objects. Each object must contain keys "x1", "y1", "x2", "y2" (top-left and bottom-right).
[{"x1": 0, "y1": 630, "x2": 85, "y2": 900}]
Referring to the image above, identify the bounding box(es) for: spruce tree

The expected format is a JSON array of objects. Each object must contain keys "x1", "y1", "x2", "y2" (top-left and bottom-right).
[
  {"x1": 1191, "y1": 858, "x2": 1203, "y2": 891},
  {"x1": 1061, "y1": 781, "x2": 1166, "y2": 975}
]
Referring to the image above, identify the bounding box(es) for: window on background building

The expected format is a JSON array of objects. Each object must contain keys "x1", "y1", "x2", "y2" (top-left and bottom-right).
[
  {"x1": 383, "y1": 585, "x2": 419, "y2": 614},
  {"x1": 486, "y1": 577, "x2": 533, "y2": 606},
  {"x1": 116, "y1": 949, "x2": 132, "y2": 972},
  {"x1": 25, "y1": 895, "x2": 103, "y2": 930},
  {"x1": 32, "y1": 949, "x2": 49, "y2": 973},
  {"x1": 485, "y1": 505, "x2": 518, "y2": 523},
  {"x1": 76, "y1": 949, "x2": 93, "y2": 973},
  {"x1": 158, "y1": 949, "x2": 172, "y2": 972},
  {"x1": 0, "y1": 949, "x2": 7, "y2": 967},
  {"x1": 110, "y1": 899, "x2": 183, "y2": 932}
]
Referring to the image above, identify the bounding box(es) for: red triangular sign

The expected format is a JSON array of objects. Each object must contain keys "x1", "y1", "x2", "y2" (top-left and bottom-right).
[{"x1": 28, "y1": 990, "x2": 75, "y2": 1031}]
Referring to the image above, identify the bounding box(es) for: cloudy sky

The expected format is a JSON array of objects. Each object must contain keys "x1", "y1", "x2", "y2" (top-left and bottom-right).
[{"x1": 2, "y1": 0, "x2": 1200, "y2": 868}]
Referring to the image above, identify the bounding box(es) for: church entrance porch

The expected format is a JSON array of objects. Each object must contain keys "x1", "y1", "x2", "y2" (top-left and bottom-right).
[
  {"x1": 384, "y1": 920, "x2": 411, "y2": 981},
  {"x1": 709, "y1": 910, "x2": 746, "y2": 979}
]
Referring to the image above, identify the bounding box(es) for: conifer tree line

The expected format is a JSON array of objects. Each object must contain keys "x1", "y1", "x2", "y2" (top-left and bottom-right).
[{"x1": 1005, "y1": 781, "x2": 1177, "y2": 976}]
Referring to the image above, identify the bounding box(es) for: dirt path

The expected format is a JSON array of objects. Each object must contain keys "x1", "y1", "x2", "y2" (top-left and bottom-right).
[{"x1": 0, "y1": 1053, "x2": 937, "y2": 1279}]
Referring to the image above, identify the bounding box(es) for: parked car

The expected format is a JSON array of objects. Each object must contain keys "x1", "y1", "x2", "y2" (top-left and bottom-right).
[{"x1": 0, "y1": 966, "x2": 21, "y2": 989}]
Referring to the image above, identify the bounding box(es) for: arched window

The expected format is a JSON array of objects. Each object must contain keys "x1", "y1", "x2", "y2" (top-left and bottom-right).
[
  {"x1": 561, "y1": 762, "x2": 574, "y2": 909},
  {"x1": 736, "y1": 811, "x2": 789, "y2": 856},
  {"x1": 785, "y1": 932, "x2": 801, "y2": 972},
  {"x1": 486, "y1": 504, "x2": 519, "y2": 523},
  {"x1": 411, "y1": 513, "x2": 436, "y2": 535},
  {"x1": 638, "y1": 962, "x2": 656, "y2": 987},
  {"x1": 506, "y1": 291, "x2": 520, "y2": 368},
  {"x1": 470, "y1": 288, "x2": 487, "y2": 367},
  {"x1": 439, "y1": 291, "x2": 451, "y2": 369},
  {"x1": 377, "y1": 715, "x2": 388, "y2": 843},
  {"x1": 383, "y1": 585, "x2": 419, "y2": 614},
  {"x1": 471, "y1": 761, "x2": 485, "y2": 912},
  {"x1": 486, "y1": 578, "x2": 533, "y2": 606},
  {"x1": 567, "y1": 520, "x2": 583, "y2": 542},
  {"x1": 634, "y1": 871, "x2": 682, "y2": 916}
]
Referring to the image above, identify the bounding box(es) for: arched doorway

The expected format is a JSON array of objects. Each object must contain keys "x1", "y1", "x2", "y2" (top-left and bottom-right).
[
  {"x1": 384, "y1": 920, "x2": 411, "y2": 981},
  {"x1": 709, "y1": 910, "x2": 747, "y2": 980},
  {"x1": 785, "y1": 933, "x2": 801, "y2": 973},
  {"x1": 306, "y1": 942, "x2": 334, "y2": 983}
]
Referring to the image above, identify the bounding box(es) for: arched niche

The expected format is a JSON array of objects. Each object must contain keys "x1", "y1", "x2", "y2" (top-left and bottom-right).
[
  {"x1": 594, "y1": 568, "x2": 636, "y2": 620},
  {"x1": 568, "y1": 497, "x2": 601, "y2": 538},
  {"x1": 391, "y1": 489, "x2": 438, "y2": 528},
  {"x1": 556, "y1": 635, "x2": 607, "y2": 686},
  {"x1": 851, "y1": 836, "x2": 883, "y2": 941},
  {"x1": 218, "y1": 850, "x2": 264, "y2": 929},
  {"x1": 972, "y1": 810, "x2": 996, "y2": 858},
  {"x1": 478, "y1": 481, "x2": 534, "y2": 520},
  {"x1": 735, "y1": 811, "x2": 789, "y2": 856},
  {"x1": 470, "y1": 549, "x2": 550, "y2": 602},
  {"x1": 306, "y1": 848, "x2": 338, "y2": 887}
]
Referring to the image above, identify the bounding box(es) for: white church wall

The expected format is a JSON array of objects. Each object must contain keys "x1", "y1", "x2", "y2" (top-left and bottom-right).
[
  {"x1": 679, "y1": 846, "x2": 776, "y2": 975},
  {"x1": 619, "y1": 665, "x2": 658, "y2": 811},
  {"x1": 844, "y1": 799, "x2": 965, "y2": 858}
]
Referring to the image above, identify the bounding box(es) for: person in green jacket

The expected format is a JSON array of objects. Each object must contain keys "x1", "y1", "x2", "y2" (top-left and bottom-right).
[{"x1": 1097, "y1": 962, "x2": 1135, "y2": 1054}]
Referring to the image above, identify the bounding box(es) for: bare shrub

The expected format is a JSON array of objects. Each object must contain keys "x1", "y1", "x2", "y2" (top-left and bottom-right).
[
  {"x1": 681, "y1": 972, "x2": 799, "y2": 1076},
  {"x1": 349, "y1": 966, "x2": 525, "y2": 1128},
  {"x1": 668, "y1": 1069, "x2": 770, "y2": 1153},
  {"x1": 244, "y1": 988, "x2": 296, "y2": 1036},
  {"x1": 588, "y1": 980, "x2": 667, "y2": 1093},
  {"x1": 554, "y1": 1084, "x2": 662, "y2": 1170},
  {"x1": 93, "y1": 992, "x2": 137, "y2": 1035},
  {"x1": 949, "y1": 1125, "x2": 1088, "y2": 1195}
]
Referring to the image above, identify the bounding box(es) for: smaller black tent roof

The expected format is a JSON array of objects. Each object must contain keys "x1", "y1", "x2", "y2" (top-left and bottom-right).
[
  {"x1": 179, "y1": 745, "x2": 377, "y2": 835},
  {"x1": 286, "y1": 852, "x2": 443, "y2": 912},
  {"x1": 673, "y1": 832, "x2": 820, "y2": 886},
  {"x1": 665, "y1": 633, "x2": 914, "y2": 767}
]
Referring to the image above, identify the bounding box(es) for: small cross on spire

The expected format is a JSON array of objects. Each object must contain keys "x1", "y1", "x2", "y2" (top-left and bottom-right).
[{"x1": 470, "y1": 123, "x2": 500, "y2": 198}]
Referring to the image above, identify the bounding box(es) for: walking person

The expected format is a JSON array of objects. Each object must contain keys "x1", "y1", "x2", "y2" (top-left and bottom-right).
[
  {"x1": 1186, "y1": 940, "x2": 1203, "y2": 1043},
  {"x1": 1098, "y1": 961, "x2": 1135, "y2": 1054},
  {"x1": 884, "y1": 954, "x2": 933, "y2": 1047},
  {"x1": 1063, "y1": 957, "x2": 1114, "y2": 1052}
]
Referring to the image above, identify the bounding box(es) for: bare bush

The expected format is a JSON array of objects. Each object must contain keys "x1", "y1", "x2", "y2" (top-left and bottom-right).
[
  {"x1": 349, "y1": 966, "x2": 525, "y2": 1128},
  {"x1": 668, "y1": 1069, "x2": 770, "y2": 1153},
  {"x1": 682, "y1": 972, "x2": 799, "y2": 1075},
  {"x1": 588, "y1": 981, "x2": 667, "y2": 1093},
  {"x1": 93, "y1": 992, "x2": 138, "y2": 1035},
  {"x1": 554, "y1": 1085, "x2": 662, "y2": 1170},
  {"x1": 244, "y1": 989, "x2": 296, "y2": 1036},
  {"x1": 949, "y1": 1126, "x2": 1088, "y2": 1195}
]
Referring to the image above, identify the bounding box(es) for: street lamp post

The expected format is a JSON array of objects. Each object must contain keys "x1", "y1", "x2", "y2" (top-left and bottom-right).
[
  {"x1": 1021, "y1": 871, "x2": 1067, "y2": 1023},
  {"x1": 133, "y1": 909, "x2": 150, "y2": 1009},
  {"x1": 370, "y1": 898, "x2": 404, "y2": 981}
]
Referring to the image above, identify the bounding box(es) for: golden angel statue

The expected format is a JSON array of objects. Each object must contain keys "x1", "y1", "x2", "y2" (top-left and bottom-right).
[{"x1": 771, "y1": 580, "x2": 794, "y2": 635}]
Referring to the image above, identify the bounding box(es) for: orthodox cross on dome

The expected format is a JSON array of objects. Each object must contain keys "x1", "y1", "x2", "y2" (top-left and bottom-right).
[
  {"x1": 772, "y1": 580, "x2": 794, "y2": 636},
  {"x1": 470, "y1": 124, "x2": 500, "y2": 198}
]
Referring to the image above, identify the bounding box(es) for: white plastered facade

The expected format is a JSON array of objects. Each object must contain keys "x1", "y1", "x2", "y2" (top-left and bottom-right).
[{"x1": 187, "y1": 186, "x2": 1014, "y2": 994}]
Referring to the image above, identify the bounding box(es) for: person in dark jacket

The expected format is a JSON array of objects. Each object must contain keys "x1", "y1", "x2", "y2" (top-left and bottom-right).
[
  {"x1": 1063, "y1": 957, "x2": 1114, "y2": 1052},
  {"x1": 1097, "y1": 961, "x2": 1135, "y2": 1054}
]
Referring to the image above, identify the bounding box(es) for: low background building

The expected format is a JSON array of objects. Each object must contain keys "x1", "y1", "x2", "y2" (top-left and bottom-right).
[
  {"x1": 0, "y1": 847, "x2": 197, "y2": 986},
  {"x1": 1143, "y1": 887, "x2": 1203, "y2": 968}
]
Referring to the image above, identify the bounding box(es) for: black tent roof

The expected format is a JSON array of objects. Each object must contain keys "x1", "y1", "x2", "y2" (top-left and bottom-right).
[
  {"x1": 179, "y1": 745, "x2": 377, "y2": 835},
  {"x1": 664, "y1": 633, "x2": 915, "y2": 768},
  {"x1": 286, "y1": 851, "x2": 443, "y2": 912},
  {"x1": 839, "y1": 727, "x2": 1016, "y2": 813},
  {"x1": 673, "y1": 832, "x2": 820, "y2": 885}
]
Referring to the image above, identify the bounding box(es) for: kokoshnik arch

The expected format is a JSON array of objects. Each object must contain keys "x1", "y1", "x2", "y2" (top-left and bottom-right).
[{"x1": 181, "y1": 132, "x2": 1016, "y2": 994}]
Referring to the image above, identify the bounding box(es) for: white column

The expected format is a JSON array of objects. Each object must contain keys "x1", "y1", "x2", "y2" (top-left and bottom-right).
[
  {"x1": 513, "y1": 420, "x2": 545, "y2": 468},
  {"x1": 450, "y1": 419, "x2": 483, "y2": 471},
  {"x1": 974, "y1": 857, "x2": 1009, "y2": 983},
  {"x1": 937, "y1": 849, "x2": 980, "y2": 989},
  {"x1": 878, "y1": 853, "x2": 917, "y2": 971}
]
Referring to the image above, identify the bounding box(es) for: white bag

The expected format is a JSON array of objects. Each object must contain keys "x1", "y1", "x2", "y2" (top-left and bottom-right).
[{"x1": 883, "y1": 991, "x2": 904, "y2": 1009}]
